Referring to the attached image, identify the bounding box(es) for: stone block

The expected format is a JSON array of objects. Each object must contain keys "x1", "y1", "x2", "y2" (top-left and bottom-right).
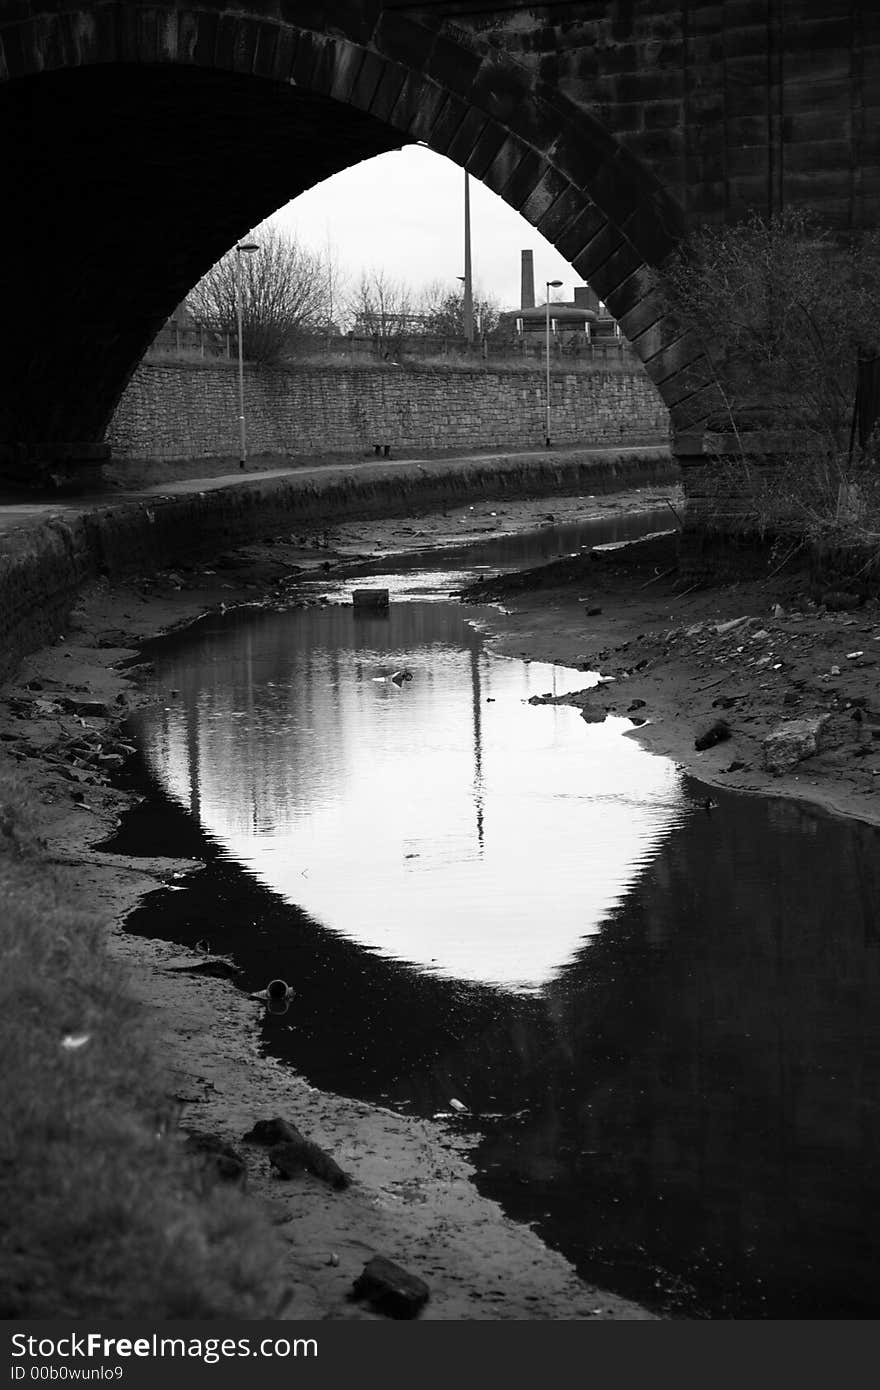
[
  {"x1": 534, "y1": 185, "x2": 592, "y2": 242},
  {"x1": 436, "y1": 103, "x2": 485, "y2": 167},
  {"x1": 427, "y1": 90, "x2": 469, "y2": 153},
  {"x1": 364, "y1": 59, "x2": 408, "y2": 122},
  {"x1": 482, "y1": 136, "x2": 531, "y2": 199},
  {"x1": 349, "y1": 48, "x2": 386, "y2": 111},
  {"x1": 402, "y1": 79, "x2": 448, "y2": 140},
  {"x1": 425, "y1": 33, "x2": 483, "y2": 98},
  {"x1": 464, "y1": 122, "x2": 509, "y2": 180},
  {"x1": 351, "y1": 1256, "x2": 430, "y2": 1320},
  {"x1": 519, "y1": 166, "x2": 571, "y2": 224},
  {"x1": 329, "y1": 41, "x2": 367, "y2": 104},
  {"x1": 762, "y1": 716, "x2": 831, "y2": 775},
  {"x1": 373, "y1": 11, "x2": 437, "y2": 67}
]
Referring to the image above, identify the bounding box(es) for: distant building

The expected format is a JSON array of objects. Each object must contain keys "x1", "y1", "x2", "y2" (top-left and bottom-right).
[{"x1": 497, "y1": 252, "x2": 623, "y2": 347}]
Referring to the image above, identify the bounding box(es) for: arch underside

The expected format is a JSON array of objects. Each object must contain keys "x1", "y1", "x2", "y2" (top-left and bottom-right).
[{"x1": 0, "y1": 5, "x2": 719, "y2": 471}]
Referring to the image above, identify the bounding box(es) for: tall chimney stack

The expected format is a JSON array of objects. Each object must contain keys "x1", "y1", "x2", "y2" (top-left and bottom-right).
[{"x1": 520, "y1": 250, "x2": 535, "y2": 310}]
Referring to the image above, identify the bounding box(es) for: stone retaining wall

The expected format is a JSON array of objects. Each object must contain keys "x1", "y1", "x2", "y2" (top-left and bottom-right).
[{"x1": 108, "y1": 360, "x2": 670, "y2": 461}]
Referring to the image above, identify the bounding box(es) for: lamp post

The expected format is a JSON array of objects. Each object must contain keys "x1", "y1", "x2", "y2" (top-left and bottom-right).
[
  {"x1": 235, "y1": 239, "x2": 259, "y2": 468},
  {"x1": 462, "y1": 169, "x2": 474, "y2": 347},
  {"x1": 545, "y1": 278, "x2": 563, "y2": 446}
]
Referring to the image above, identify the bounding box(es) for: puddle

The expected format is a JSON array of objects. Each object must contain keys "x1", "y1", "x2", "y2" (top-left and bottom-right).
[
  {"x1": 126, "y1": 602, "x2": 681, "y2": 991},
  {"x1": 106, "y1": 529, "x2": 880, "y2": 1319}
]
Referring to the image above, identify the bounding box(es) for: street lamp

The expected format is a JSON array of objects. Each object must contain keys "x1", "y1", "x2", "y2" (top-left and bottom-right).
[
  {"x1": 461, "y1": 169, "x2": 474, "y2": 347},
  {"x1": 545, "y1": 279, "x2": 563, "y2": 446},
  {"x1": 235, "y1": 239, "x2": 259, "y2": 469}
]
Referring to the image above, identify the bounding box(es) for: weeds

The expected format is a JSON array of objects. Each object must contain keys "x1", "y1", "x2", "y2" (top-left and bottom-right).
[{"x1": 0, "y1": 771, "x2": 287, "y2": 1318}]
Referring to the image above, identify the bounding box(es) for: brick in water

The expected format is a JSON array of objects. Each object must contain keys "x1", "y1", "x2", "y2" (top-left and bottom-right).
[{"x1": 353, "y1": 588, "x2": 389, "y2": 609}]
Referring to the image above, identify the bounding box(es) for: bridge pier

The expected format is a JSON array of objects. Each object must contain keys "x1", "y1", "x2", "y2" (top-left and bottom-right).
[
  {"x1": 673, "y1": 420, "x2": 854, "y2": 583},
  {"x1": 0, "y1": 443, "x2": 111, "y2": 492}
]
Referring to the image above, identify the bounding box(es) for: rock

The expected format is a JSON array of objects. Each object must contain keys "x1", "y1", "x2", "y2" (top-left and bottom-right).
[
  {"x1": 61, "y1": 697, "x2": 111, "y2": 718},
  {"x1": 714, "y1": 616, "x2": 751, "y2": 635},
  {"x1": 821, "y1": 590, "x2": 862, "y2": 611},
  {"x1": 694, "y1": 719, "x2": 731, "y2": 751},
  {"x1": 762, "y1": 716, "x2": 831, "y2": 774},
  {"x1": 269, "y1": 1139, "x2": 350, "y2": 1190},
  {"x1": 584, "y1": 606, "x2": 602, "y2": 617},
  {"x1": 627, "y1": 699, "x2": 647, "y2": 711},
  {"x1": 242, "y1": 1117, "x2": 301, "y2": 1147},
  {"x1": 184, "y1": 1132, "x2": 247, "y2": 1185},
  {"x1": 32, "y1": 698, "x2": 65, "y2": 718},
  {"x1": 244, "y1": 1116, "x2": 350, "y2": 1189},
  {"x1": 173, "y1": 958, "x2": 241, "y2": 980},
  {"x1": 96, "y1": 754, "x2": 124, "y2": 769},
  {"x1": 351, "y1": 1256, "x2": 430, "y2": 1320}
]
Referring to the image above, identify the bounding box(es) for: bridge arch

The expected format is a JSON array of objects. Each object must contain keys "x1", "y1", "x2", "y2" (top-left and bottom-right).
[{"x1": 0, "y1": 2, "x2": 716, "y2": 481}]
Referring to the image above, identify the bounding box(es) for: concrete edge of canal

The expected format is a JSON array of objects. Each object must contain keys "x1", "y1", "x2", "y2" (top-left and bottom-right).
[{"x1": 0, "y1": 445, "x2": 676, "y2": 683}]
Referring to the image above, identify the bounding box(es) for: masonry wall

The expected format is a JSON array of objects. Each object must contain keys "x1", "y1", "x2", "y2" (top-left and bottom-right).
[{"x1": 108, "y1": 360, "x2": 670, "y2": 461}]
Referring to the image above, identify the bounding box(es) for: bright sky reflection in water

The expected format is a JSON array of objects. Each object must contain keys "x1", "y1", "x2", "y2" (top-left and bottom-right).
[{"x1": 136, "y1": 600, "x2": 686, "y2": 992}]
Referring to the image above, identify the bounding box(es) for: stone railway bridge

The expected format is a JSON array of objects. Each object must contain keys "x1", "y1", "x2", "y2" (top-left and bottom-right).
[{"x1": 0, "y1": 1, "x2": 877, "y2": 498}]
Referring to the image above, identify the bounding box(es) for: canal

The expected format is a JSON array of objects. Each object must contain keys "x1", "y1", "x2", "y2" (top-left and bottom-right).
[{"x1": 107, "y1": 509, "x2": 880, "y2": 1319}]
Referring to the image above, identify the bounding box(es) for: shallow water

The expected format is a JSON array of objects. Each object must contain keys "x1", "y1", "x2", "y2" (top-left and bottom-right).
[
  {"x1": 110, "y1": 529, "x2": 880, "y2": 1319},
  {"x1": 343, "y1": 504, "x2": 676, "y2": 589}
]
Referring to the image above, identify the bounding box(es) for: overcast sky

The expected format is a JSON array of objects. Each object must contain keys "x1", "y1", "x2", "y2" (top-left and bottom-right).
[{"x1": 270, "y1": 143, "x2": 581, "y2": 311}]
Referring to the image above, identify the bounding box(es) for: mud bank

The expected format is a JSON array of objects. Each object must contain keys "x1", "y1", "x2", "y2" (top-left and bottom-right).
[
  {"x1": 2, "y1": 488, "x2": 678, "y2": 1322},
  {"x1": 467, "y1": 534, "x2": 880, "y2": 831},
  {"x1": 0, "y1": 445, "x2": 673, "y2": 682}
]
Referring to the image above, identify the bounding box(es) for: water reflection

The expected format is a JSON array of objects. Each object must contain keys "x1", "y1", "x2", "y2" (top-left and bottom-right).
[
  {"x1": 112, "y1": 583, "x2": 880, "y2": 1318},
  {"x1": 135, "y1": 602, "x2": 684, "y2": 991},
  {"x1": 344, "y1": 508, "x2": 676, "y2": 589}
]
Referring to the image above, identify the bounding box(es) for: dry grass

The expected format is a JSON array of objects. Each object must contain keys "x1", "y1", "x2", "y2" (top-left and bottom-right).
[
  {"x1": 140, "y1": 346, "x2": 641, "y2": 376},
  {"x1": 0, "y1": 772, "x2": 287, "y2": 1318}
]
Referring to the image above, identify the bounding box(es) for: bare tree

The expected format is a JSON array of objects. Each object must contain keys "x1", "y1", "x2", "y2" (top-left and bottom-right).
[
  {"x1": 660, "y1": 210, "x2": 880, "y2": 535},
  {"x1": 347, "y1": 269, "x2": 418, "y2": 353},
  {"x1": 662, "y1": 210, "x2": 880, "y2": 453},
  {"x1": 187, "y1": 225, "x2": 329, "y2": 365},
  {"x1": 415, "y1": 280, "x2": 501, "y2": 339}
]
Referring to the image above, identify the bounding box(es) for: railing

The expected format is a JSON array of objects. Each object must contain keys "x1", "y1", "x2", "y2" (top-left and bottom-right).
[
  {"x1": 147, "y1": 323, "x2": 233, "y2": 359},
  {"x1": 144, "y1": 325, "x2": 641, "y2": 369}
]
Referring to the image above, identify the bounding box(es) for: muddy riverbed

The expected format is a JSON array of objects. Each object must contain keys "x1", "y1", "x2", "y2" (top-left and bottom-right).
[{"x1": 3, "y1": 482, "x2": 879, "y2": 1320}]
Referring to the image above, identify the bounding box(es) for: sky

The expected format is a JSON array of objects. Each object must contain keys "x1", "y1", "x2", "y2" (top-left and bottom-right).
[{"x1": 269, "y1": 143, "x2": 581, "y2": 311}]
